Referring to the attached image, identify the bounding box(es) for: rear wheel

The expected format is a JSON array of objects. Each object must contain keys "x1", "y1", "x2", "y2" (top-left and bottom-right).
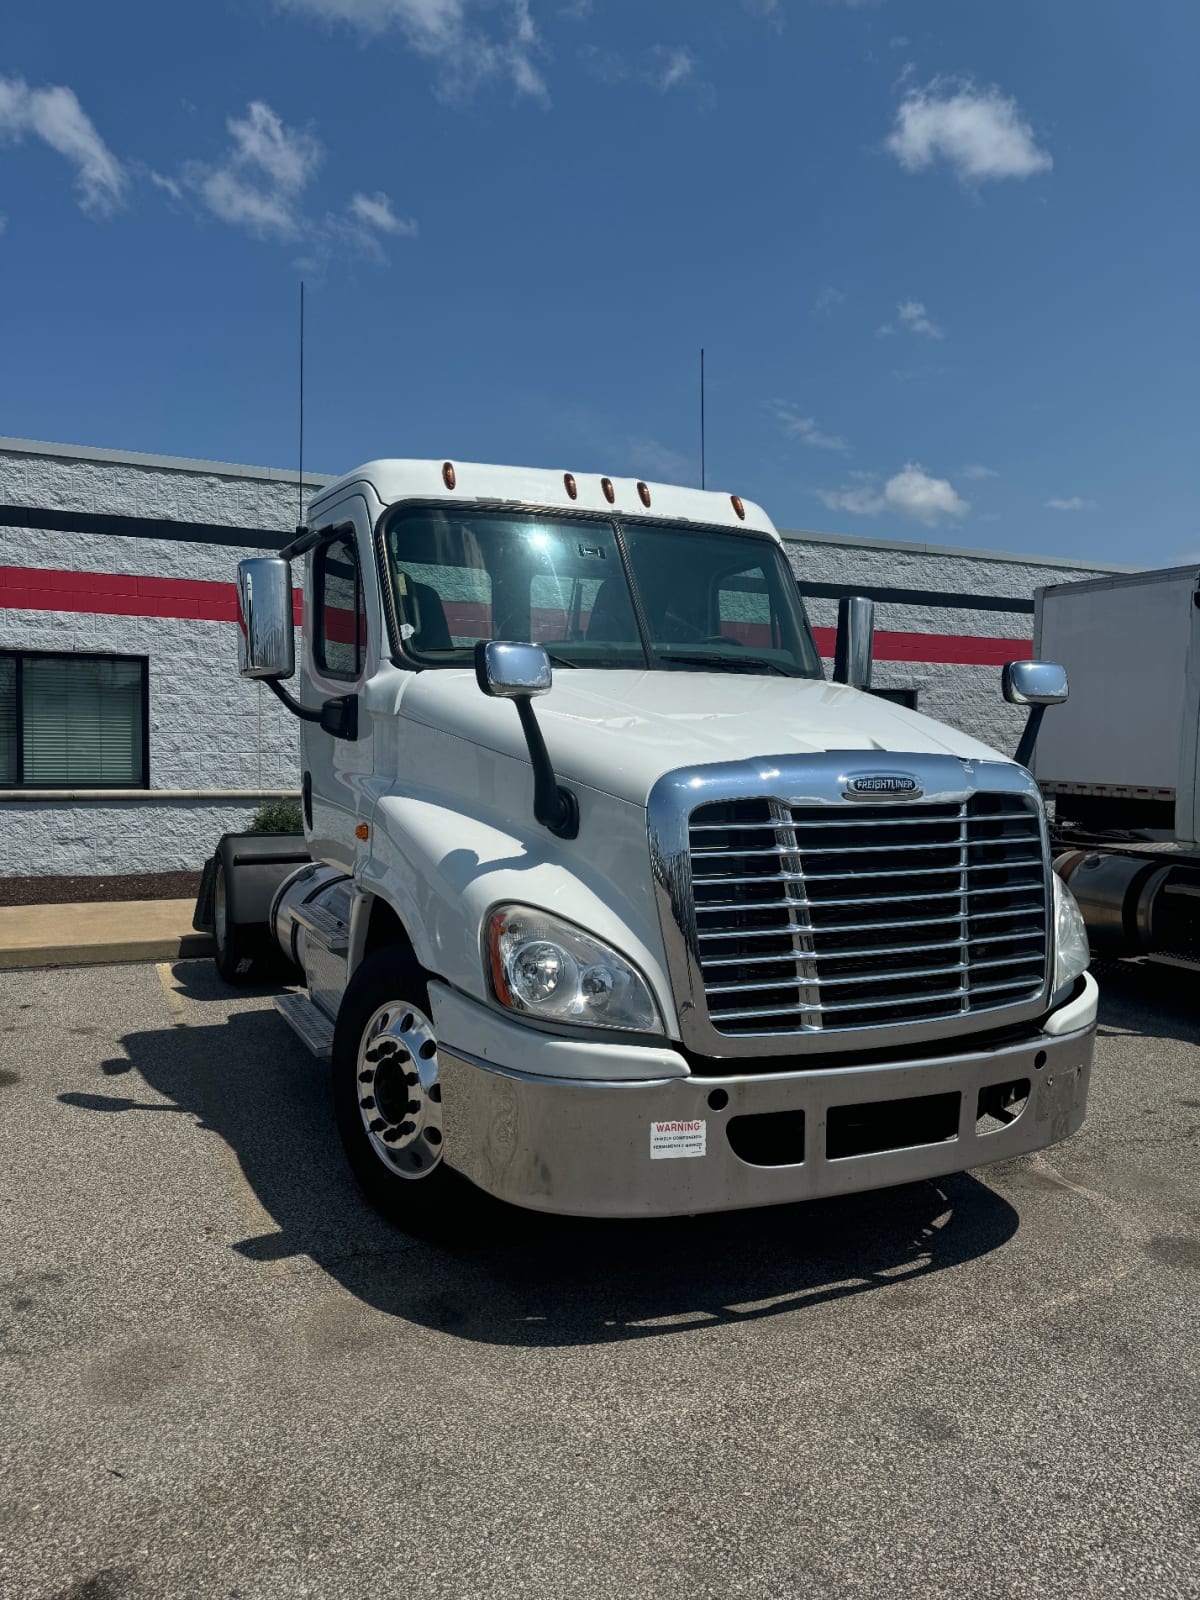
[{"x1": 331, "y1": 946, "x2": 469, "y2": 1230}]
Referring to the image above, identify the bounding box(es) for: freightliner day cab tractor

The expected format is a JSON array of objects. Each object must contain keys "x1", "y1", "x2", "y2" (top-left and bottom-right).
[{"x1": 200, "y1": 460, "x2": 1097, "y2": 1225}]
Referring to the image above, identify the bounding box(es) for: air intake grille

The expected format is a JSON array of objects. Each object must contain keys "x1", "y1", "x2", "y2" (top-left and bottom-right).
[{"x1": 689, "y1": 795, "x2": 1049, "y2": 1037}]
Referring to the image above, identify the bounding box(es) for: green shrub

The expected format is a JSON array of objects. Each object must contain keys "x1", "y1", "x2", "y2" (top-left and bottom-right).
[{"x1": 248, "y1": 797, "x2": 304, "y2": 835}]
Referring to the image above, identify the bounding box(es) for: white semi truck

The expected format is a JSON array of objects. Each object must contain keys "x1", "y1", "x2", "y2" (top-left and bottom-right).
[
  {"x1": 1036, "y1": 564, "x2": 1200, "y2": 972},
  {"x1": 200, "y1": 459, "x2": 1097, "y2": 1223}
]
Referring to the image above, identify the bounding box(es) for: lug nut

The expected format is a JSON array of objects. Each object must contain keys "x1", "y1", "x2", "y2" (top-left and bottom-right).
[
  {"x1": 383, "y1": 1128, "x2": 401, "y2": 1144},
  {"x1": 407, "y1": 1099, "x2": 421, "y2": 1113},
  {"x1": 360, "y1": 1096, "x2": 375, "y2": 1110},
  {"x1": 398, "y1": 1120, "x2": 415, "y2": 1136},
  {"x1": 358, "y1": 1070, "x2": 374, "y2": 1083},
  {"x1": 369, "y1": 1118, "x2": 385, "y2": 1133},
  {"x1": 405, "y1": 1071, "x2": 418, "y2": 1087}
]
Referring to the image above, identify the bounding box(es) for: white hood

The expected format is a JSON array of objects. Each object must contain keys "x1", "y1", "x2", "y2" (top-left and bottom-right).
[{"x1": 398, "y1": 669, "x2": 1009, "y2": 807}]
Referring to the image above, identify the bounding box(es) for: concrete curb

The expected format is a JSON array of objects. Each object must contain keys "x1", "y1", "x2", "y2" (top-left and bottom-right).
[
  {"x1": 0, "y1": 898, "x2": 212, "y2": 971},
  {"x1": 0, "y1": 933, "x2": 214, "y2": 970}
]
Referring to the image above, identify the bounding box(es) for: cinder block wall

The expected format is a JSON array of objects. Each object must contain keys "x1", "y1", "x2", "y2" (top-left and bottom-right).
[
  {"x1": 0, "y1": 436, "x2": 1131, "y2": 878},
  {"x1": 0, "y1": 440, "x2": 327, "y2": 877},
  {"x1": 783, "y1": 530, "x2": 1124, "y2": 758}
]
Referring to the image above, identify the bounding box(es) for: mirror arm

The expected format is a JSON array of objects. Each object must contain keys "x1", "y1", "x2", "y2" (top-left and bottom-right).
[
  {"x1": 265, "y1": 677, "x2": 322, "y2": 724},
  {"x1": 1014, "y1": 704, "x2": 1047, "y2": 770},
  {"x1": 514, "y1": 698, "x2": 579, "y2": 840}
]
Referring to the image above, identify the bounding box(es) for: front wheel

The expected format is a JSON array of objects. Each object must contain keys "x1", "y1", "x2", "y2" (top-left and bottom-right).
[{"x1": 331, "y1": 946, "x2": 469, "y2": 1230}]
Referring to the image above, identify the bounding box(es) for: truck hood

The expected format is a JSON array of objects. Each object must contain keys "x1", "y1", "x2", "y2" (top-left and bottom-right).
[{"x1": 397, "y1": 669, "x2": 1009, "y2": 807}]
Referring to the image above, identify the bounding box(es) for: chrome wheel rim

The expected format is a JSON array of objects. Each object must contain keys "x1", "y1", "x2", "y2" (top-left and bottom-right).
[{"x1": 356, "y1": 1000, "x2": 443, "y2": 1179}]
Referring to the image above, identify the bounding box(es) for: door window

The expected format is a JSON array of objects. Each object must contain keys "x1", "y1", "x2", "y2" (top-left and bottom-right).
[{"x1": 314, "y1": 531, "x2": 366, "y2": 679}]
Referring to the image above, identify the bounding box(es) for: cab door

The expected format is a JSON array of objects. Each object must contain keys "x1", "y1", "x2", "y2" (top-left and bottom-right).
[{"x1": 301, "y1": 498, "x2": 376, "y2": 871}]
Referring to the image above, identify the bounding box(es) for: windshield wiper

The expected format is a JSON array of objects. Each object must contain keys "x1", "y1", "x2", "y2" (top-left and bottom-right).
[
  {"x1": 541, "y1": 651, "x2": 578, "y2": 668},
  {"x1": 659, "y1": 653, "x2": 795, "y2": 677}
]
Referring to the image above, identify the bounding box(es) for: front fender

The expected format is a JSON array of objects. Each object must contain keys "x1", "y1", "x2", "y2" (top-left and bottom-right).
[{"x1": 355, "y1": 775, "x2": 677, "y2": 1033}]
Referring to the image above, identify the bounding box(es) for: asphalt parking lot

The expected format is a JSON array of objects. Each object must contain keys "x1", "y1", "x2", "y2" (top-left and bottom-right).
[{"x1": 1, "y1": 959, "x2": 1198, "y2": 1600}]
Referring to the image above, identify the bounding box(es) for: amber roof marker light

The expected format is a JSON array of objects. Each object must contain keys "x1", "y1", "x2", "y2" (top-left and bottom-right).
[
  {"x1": 442, "y1": 461, "x2": 457, "y2": 490},
  {"x1": 730, "y1": 494, "x2": 746, "y2": 521},
  {"x1": 601, "y1": 477, "x2": 616, "y2": 504},
  {"x1": 637, "y1": 481, "x2": 651, "y2": 507},
  {"x1": 563, "y1": 472, "x2": 578, "y2": 500}
]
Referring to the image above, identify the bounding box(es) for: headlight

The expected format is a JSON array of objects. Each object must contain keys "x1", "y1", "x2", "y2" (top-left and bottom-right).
[
  {"x1": 1053, "y1": 872, "x2": 1090, "y2": 994},
  {"x1": 486, "y1": 905, "x2": 663, "y2": 1034}
]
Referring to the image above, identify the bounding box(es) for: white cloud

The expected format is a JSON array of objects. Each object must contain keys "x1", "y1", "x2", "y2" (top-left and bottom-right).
[
  {"x1": 349, "y1": 190, "x2": 417, "y2": 235},
  {"x1": 819, "y1": 486, "x2": 885, "y2": 516},
  {"x1": 1045, "y1": 496, "x2": 1096, "y2": 512},
  {"x1": 276, "y1": 0, "x2": 548, "y2": 103},
  {"x1": 819, "y1": 463, "x2": 969, "y2": 524},
  {"x1": 814, "y1": 285, "x2": 846, "y2": 314},
  {"x1": 560, "y1": 0, "x2": 592, "y2": 17},
  {"x1": 149, "y1": 169, "x2": 183, "y2": 201},
  {"x1": 887, "y1": 77, "x2": 1052, "y2": 184},
  {"x1": 885, "y1": 463, "x2": 968, "y2": 522},
  {"x1": 652, "y1": 46, "x2": 695, "y2": 92},
  {"x1": 772, "y1": 402, "x2": 848, "y2": 453},
  {"x1": 582, "y1": 44, "x2": 702, "y2": 95},
  {"x1": 0, "y1": 75, "x2": 127, "y2": 215},
  {"x1": 878, "y1": 299, "x2": 943, "y2": 340},
  {"x1": 190, "y1": 100, "x2": 321, "y2": 239},
  {"x1": 961, "y1": 463, "x2": 998, "y2": 480},
  {"x1": 627, "y1": 437, "x2": 693, "y2": 482}
]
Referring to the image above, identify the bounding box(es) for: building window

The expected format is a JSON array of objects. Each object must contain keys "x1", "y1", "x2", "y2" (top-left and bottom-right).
[
  {"x1": 868, "y1": 686, "x2": 919, "y2": 710},
  {"x1": 314, "y1": 530, "x2": 366, "y2": 679},
  {"x1": 0, "y1": 652, "x2": 148, "y2": 788}
]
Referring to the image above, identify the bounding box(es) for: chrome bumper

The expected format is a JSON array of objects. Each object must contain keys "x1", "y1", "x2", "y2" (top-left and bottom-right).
[{"x1": 436, "y1": 981, "x2": 1097, "y2": 1218}]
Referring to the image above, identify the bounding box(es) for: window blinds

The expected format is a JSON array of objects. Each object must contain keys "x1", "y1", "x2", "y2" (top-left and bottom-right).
[{"x1": 20, "y1": 656, "x2": 145, "y2": 786}]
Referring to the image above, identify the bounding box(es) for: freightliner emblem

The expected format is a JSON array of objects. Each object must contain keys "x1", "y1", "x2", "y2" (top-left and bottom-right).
[{"x1": 843, "y1": 773, "x2": 923, "y2": 800}]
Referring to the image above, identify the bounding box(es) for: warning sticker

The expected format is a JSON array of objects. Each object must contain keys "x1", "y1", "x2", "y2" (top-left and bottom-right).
[{"x1": 650, "y1": 1119, "x2": 706, "y2": 1160}]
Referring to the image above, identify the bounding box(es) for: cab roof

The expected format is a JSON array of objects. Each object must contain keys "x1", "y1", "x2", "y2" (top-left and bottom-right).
[{"x1": 307, "y1": 458, "x2": 778, "y2": 539}]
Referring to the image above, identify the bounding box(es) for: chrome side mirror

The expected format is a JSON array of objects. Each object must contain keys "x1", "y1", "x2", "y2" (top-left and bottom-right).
[
  {"x1": 472, "y1": 641, "x2": 576, "y2": 839},
  {"x1": 832, "y1": 596, "x2": 875, "y2": 690},
  {"x1": 1004, "y1": 659, "x2": 1068, "y2": 770},
  {"x1": 1003, "y1": 660, "x2": 1068, "y2": 706},
  {"x1": 237, "y1": 558, "x2": 295, "y2": 680},
  {"x1": 474, "y1": 640, "x2": 552, "y2": 699}
]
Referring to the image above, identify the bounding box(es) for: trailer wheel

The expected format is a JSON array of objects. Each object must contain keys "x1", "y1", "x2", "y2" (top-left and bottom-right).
[
  {"x1": 331, "y1": 946, "x2": 469, "y2": 1230},
  {"x1": 212, "y1": 856, "x2": 261, "y2": 985}
]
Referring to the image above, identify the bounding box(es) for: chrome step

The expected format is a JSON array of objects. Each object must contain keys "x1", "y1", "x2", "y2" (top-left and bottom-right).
[
  {"x1": 274, "y1": 991, "x2": 336, "y2": 1060},
  {"x1": 290, "y1": 900, "x2": 349, "y2": 955}
]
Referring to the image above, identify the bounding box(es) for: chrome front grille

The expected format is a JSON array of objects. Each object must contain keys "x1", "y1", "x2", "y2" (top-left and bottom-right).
[{"x1": 689, "y1": 794, "x2": 1049, "y2": 1037}]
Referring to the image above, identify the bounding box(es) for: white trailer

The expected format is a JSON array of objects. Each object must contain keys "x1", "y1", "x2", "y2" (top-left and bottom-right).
[
  {"x1": 197, "y1": 458, "x2": 1097, "y2": 1225},
  {"x1": 1036, "y1": 565, "x2": 1200, "y2": 969}
]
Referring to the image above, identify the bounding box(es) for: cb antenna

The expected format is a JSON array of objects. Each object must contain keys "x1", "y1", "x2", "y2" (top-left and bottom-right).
[
  {"x1": 296, "y1": 280, "x2": 306, "y2": 536},
  {"x1": 700, "y1": 346, "x2": 706, "y2": 490}
]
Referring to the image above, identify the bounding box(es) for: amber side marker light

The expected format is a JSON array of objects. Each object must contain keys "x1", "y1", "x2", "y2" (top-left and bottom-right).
[
  {"x1": 637, "y1": 481, "x2": 651, "y2": 507},
  {"x1": 564, "y1": 472, "x2": 577, "y2": 499},
  {"x1": 730, "y1": 494, "x2": 746, "y2": 520},
  {"x1": 601, "y1": 477, "x2": 615, "y2": 504},
  {"x1": 442, "y1": 461, "x2": 457, "y2": 489},
  {"x1": 355, "y1": 823, "x2": 370, "y2": 841}
]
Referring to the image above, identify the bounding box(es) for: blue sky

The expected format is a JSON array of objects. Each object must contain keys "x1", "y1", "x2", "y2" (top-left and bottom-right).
[{"x1": 1, "y1": 1, "x2": 1195, "y2": 564}]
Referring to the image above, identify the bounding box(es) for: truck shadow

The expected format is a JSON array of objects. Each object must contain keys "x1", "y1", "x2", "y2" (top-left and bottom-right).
[
  {"x1": 1092, "y1": 960, "x2": 1200, "y2": 1047},
  {"x1": 64, "y1": 968, "x2": 1021, "y2": 1347}
]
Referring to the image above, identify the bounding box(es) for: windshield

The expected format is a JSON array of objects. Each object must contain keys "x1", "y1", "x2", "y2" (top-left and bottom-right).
[{"x1": 380, "y1": 507, "x2": 823, "y2": 679}]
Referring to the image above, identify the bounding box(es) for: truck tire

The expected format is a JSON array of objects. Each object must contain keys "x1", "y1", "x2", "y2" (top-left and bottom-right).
[{"x1": 331, "y1": 946, "x2": 470, "y2": 1231}]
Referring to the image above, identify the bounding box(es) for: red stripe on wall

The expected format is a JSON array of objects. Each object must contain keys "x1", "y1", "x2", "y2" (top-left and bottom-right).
[
  {"x1": 811, "y1": 627, "x2": 1031, "y2": 667},
  {"x1": 0, "y1": 565, "x2": 1032, "y2": 666},
  {"x1": 0, "y1": 565, "x2": 302, "y2": 624}
]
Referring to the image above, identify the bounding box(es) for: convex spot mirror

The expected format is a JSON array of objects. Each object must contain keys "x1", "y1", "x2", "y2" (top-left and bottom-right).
[
  {"x1": 237, "y1": 558, "x2": 295, "y2": 680},
  {"x1": 474, "y1": 640, "x2": 553, "y2": 699},
  {"x1": 1003, "y1": 660, "x2": 1068, "y2": 706}
]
